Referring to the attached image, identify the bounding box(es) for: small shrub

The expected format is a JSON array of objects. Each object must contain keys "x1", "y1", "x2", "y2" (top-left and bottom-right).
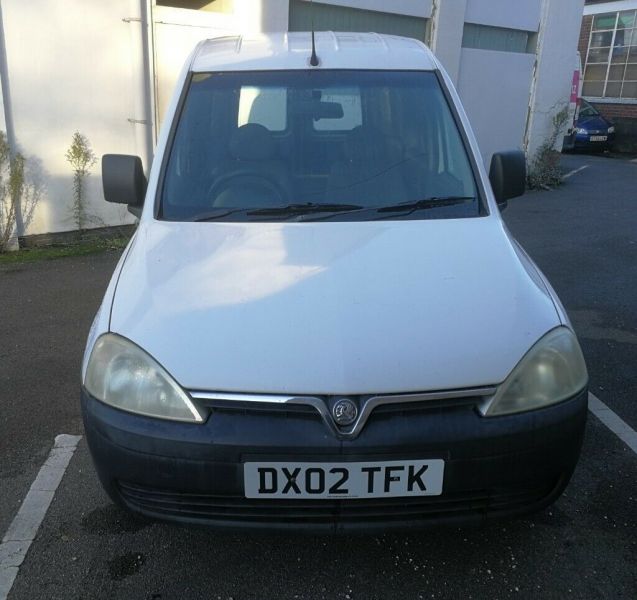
[
  {"x1": 0, "y1": 131, "x2": 25, "y2": 252},
  {"x1": 528, "y1": 106, "x2": 570, "y2": 190},
  {"x1": 66, "y1": 131, "x2": 99, "y2": 234}
]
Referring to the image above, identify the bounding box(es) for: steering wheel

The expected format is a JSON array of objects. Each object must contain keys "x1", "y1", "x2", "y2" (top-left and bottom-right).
[{"x1": 208, "y1": 173, "x2": 288, "y2": 208}]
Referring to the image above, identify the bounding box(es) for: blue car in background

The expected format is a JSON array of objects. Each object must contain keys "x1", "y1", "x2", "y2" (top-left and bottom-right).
[{"x1": 571, "y1": 99, "x2": 615, "y2": 152}]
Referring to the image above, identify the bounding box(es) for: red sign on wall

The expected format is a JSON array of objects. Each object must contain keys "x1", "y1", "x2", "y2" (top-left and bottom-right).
[{"x1": 571, "y1": 70, "x2": 580, "y2": 104}]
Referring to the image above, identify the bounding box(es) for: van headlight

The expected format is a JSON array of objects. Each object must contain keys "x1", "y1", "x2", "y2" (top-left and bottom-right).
[
  {"x1": 84, "y1": 333, "x2": 203, "y2": 423},
  {"x1": 482, "y1": 327, "x2": 588, "y2": 417}
]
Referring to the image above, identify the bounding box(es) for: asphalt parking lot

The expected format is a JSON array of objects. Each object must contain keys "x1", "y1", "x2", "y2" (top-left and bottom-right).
[{"x1": 1, "y1": 152, "x2": 636, "y2": 599}]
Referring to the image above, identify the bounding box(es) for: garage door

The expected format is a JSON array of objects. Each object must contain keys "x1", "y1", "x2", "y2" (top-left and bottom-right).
[{"x1": 289, "y1": 0, "x2": 428, "y2": 42}]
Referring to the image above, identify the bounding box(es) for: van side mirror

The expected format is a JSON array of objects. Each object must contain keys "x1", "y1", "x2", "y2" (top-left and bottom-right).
[
  {"x1": 102, "y1": 154, "x2": 147, "y2": 218},
  {"x1": 489, "y1": 150, "x2": 526, "y2": 210}
]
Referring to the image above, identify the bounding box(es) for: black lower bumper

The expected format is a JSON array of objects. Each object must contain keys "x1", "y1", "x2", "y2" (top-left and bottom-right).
[
  {"x1": 574, "y1": 133, "x2": 615, "y2": 151},
  {"x1": 81, "y1": 387, "x2": 587, "y2": 532}
]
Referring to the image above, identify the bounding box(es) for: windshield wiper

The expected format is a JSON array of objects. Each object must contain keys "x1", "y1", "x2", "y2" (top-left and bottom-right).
[
  {"x1": 375, "y1": 196, "x2": 475, "y2": 216},
  {"x1": 190, "y1": 198, "x2": 472, "y2": 222},
  {"x1": 247, "y1": 203, "x2": 364, "y2": 218},
  {"x1": 191, "y1": 203, "x2": 363, "y2": 222},
  {"x1": 192, "y1": 208, "x2": 250, "y2": 222}
]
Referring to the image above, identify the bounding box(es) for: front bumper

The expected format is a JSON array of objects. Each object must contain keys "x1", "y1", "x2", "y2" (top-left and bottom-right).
[
  {"x1": 574, "y1": 132, "x2": 615, "y2": 148},
  {"x1": 81, "y1": 387, "x2": 587, "y2": 532}
]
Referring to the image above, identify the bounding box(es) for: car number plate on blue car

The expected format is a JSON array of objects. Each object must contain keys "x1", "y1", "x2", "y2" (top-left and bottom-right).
[
  {"x1": 244, "y1": 459, "x2": 444, "y2": 499},
  {"x1": 590, "y1": 135, "x2": 607, "y2": 142}
]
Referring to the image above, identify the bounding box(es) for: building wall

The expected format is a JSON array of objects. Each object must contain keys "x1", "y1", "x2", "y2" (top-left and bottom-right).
[
  {"x1": 444, "y1": 0, "x2": 575, "y2": 165},
  {"x1": 0, "y1": 0, "x2": 587, "y2": 239},
  {"x1": 152, "y1": 5, "x2": 236, "y2": 122},
  {"x1": 593, "y1": 102, "x2": 637, "y2": 116},
  {"x1": 0, "y1": 0, "x2": 239, "y2": 238},
  {"x1": 579, "y1": 14, "x2": 593, "y2": 56},
  {"x1": 457, "y1": 49, "x2": 536, "y2": 164},
  {"x1": 1, "y1": 0, "x2": 144, "y2": 236},
  {"x1": 454, "y1": 0, "x2": 541, "y2": 164},
  {"x1": 526, "y1": 0, "x2": 586, "y2": 158},
  {"x1": 430, "y1": 0, "x2": 468, "y2": 83}
]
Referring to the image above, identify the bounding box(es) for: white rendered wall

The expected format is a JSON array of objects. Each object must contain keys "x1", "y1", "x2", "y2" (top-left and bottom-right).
[
  {"x1": 233, "y1": 0, "x2": 289, "y2": 33},
  {"x1": 442, "y1": 0, "x2": 583, "y2": 165},
  {"x1": 525, "y1": 0, "x2": 585, "y2": 158},
  {"x1": 153, "y1": 5, "x2": 237, "y2": 123},
  {"x1": 0, "y1": 0, "x2": 239, "y2": 236},
  {"x1": 1, "y1": 0, "x2": 144, "y2": 235},
  {"x1": 0, "y1": 0, "x2": 585, "y2": 237},
  {"x1": 456, "y1": 49, "x2": 536, "y2": 165},
  {"x1": 430, "y1": 0, "x2": 468, "y2": 83},
  {"x1": 437, "y1": 0, "x2": 540, "y2": 164}
]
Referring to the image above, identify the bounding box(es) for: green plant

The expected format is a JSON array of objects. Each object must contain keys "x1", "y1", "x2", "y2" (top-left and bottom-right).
[
  {"x1": 528, "y1": 106, "x2": 570, "y2": 190},
  {"x1": 0, "y1": 131, "x2": 25, "y2": 252},
  {"x1": 65, "y1": 131, "x2": 98, "y2": 234}
]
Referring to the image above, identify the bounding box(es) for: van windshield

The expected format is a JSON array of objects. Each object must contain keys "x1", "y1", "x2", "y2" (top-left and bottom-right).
[{"x1": 160, "y1": 70, "x2": 482, "y2": 222}]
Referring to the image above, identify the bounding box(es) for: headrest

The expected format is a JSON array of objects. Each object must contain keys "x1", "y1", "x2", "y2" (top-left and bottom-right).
[{"x1": 229, "y1": 123, "x2": 276, "y2": 161}]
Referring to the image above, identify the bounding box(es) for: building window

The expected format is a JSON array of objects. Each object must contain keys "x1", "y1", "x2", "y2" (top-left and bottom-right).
[
  {"x1": 583, "y1": 10, "x2": 637, "y2": 99},
  {"x1": 462, "y1": 24, "x2": 536, "y2": 54}
]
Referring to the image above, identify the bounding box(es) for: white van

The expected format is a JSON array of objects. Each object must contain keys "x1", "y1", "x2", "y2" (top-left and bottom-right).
[{"x1": 82, "y1": 33, "x2": 588, "y2": 531}]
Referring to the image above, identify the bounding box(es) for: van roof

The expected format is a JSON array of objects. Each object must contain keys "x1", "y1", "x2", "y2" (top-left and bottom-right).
[{"x1": 191, "y1": 32, "x2": 438, "y2": 72}]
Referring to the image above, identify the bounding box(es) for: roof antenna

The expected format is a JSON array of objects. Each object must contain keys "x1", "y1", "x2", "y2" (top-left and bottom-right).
[{"x1": 309, "y1": 0, "x2": 320, "y2": 67}]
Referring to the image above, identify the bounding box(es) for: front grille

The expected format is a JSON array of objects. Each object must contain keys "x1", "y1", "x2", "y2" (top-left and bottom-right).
[
  {"x1": 369, "y1": 397, "x2": 480, "y2": 417},
  {"x1": 209, "y1": 399, "x2": 478, "y2": 424},
  {"x1": 202, "y1": 395, "x2": 481, "y2": 423},
  {"x1": 118, "y1": 480, "x2": 557, "y2": 526},
  {"x1": 210, "y1": 402, "x2": 317, "y2": 418},
  {"x1": 189, "y1": 387, "x2": 496, "y2": 440}
]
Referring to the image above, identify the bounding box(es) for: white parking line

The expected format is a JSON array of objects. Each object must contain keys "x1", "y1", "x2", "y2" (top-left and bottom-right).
[
  {"x1": 0, "y1": 434, "x2": 81, "y2": 600},
  {"x1": 589, "y1": 393, "x2": 637, "y2": 454},
  {"x1": 562, "y1": 165, "x2": 589, "y2": 179}
]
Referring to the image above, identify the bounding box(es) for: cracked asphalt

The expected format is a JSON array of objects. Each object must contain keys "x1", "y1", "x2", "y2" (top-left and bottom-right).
[{"x1": 1, "y1": 153, "x2": 636, "y2": 599}]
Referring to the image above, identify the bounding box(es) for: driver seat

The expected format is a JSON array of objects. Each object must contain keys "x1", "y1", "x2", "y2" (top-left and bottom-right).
[{"x1": 211, "y1": 124, "x2": 292, "y2": 208}]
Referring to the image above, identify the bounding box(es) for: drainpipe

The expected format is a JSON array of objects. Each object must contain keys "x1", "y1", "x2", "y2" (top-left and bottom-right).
[
  {"x1": 140, "y1": 0, "x2": 155, "y2": 167},
  {"x1": 0, "y1": 0, "x2": 24, "y2": 243}
]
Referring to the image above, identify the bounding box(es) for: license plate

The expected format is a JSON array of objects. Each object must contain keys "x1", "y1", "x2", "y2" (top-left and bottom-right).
[
  {"x1": 590, "y1": 135, "x2": 607, "y2": 142},
  {"x1": 244, "y1": 459, "x2": 444, "y2": 499}
]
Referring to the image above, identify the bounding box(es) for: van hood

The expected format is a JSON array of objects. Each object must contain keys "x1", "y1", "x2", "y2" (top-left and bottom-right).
[{"x1": 110, "y1": 219, "x2": 560, "y2": 394}]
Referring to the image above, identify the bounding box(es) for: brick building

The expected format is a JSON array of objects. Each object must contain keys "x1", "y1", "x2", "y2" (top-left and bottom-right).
[{"x1": 580, "y1": 0, "x2": 637, "y2": 151}]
